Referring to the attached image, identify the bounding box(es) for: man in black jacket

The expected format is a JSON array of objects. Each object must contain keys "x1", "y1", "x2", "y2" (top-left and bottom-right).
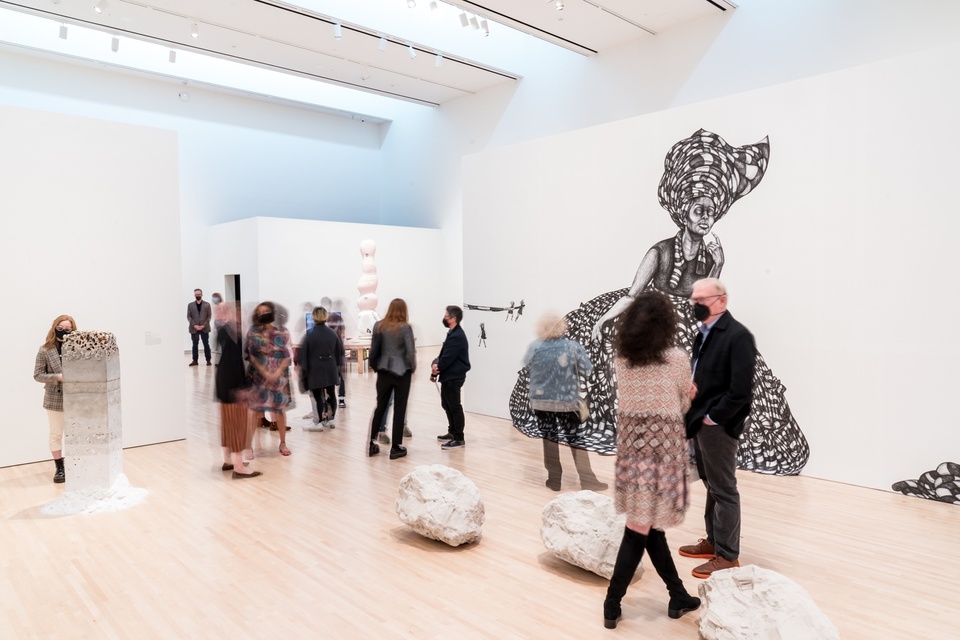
[
  {"x1": 679, "y1": 278, "x2": 756, "y2": 579},
  {"x1": 433, "y1": 305, "x2": 471, "y2": 449}
]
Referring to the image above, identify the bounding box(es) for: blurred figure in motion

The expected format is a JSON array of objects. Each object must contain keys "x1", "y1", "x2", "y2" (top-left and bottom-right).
[
  {"x1": 321, "y1": 296, "x2": 348, "y2": 409},
  {"x1": 215, "y1": 302, "x2": 260, "y2": 479},
  {"x1": 245, "y1": 301, "x2": 293, "y2": 456},
  {"x1": 603, "y1": 292, "x2": 700, "y2": 629},
  {"x1": 298, "y1": 306, "x2": 343, "y2": 431},
  {"x1": 523, "y1": 311, "x2": 606, "y2": 491},
  {"x1": 33, "y1": 314, "x2": 77, "y2": 484}
]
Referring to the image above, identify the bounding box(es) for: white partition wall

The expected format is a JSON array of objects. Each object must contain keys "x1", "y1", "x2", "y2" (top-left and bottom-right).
[
  {"x1": 2, "y1": 104, "x2": 184, "y2": 468},
  {"x1": 206, "y1": 217, "x2": 447, "y2": 348},
  {"x1": 463, "y1": 43, "x2": 960, "y2": 491}
]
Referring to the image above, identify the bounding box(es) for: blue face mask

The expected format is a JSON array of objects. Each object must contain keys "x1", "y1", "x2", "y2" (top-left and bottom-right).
[{"x1": 212, "y1": 298, "x2": 222, "y2": 304}]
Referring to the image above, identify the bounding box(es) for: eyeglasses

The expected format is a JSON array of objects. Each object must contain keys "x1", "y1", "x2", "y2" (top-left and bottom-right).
[{"x1": 689, "y1": 294, "x2": 723, "y2": 305}]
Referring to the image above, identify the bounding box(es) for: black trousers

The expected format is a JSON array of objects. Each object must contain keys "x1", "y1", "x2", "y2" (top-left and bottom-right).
[
  {"x1": 191, "y1": 331, "x2": 211, "y2": 363},
  {"x1": 310, "y1": 386, "x2": 337, "y2": 421},
  {"x1": 370, "y1": 371, "x2": 412, "y2": 446},
  {"x1": 440, "y1": 377, "x2": 465, "y2": 441}
]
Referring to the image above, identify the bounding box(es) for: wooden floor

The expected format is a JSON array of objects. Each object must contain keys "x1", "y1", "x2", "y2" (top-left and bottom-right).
[{"x1": 2, "y1": 347, "x2": 957, "y2": 639}]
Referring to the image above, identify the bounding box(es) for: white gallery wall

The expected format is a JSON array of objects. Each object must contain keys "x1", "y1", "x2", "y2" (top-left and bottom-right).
[
  {"x1": 463, "y1": 42, "x2": 960, "y2": 492},
  {"x1": 206, "y1": 217, "x2": 447, "y2": 347},
  {"x1": 1, "y1": 104, "x2": 184, "y2": 468}
]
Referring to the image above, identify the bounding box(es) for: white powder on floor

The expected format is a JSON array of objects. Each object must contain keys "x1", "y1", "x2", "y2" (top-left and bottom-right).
[{"x1": 41, "y1": 473, "x2": 148, "y2": 515}]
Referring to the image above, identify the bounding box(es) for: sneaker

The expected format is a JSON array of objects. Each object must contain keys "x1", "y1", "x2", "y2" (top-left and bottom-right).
[
  {"x1": 188, "y1": 361, "x2": 199, "y2": 367},
  {"x1": 378, "y1": 432, "x2": 391, "y2": 445},
  {"x1": 206, "y1": 361, "x2": 212, "y2": 366},
  {"x1": 436, "y1": 433, "x2": 454, "y2": 442},
  {"x1": 440, "y1": 439, "x2": 465, "y2": 450},
  {"x1": 389, "y1": 445, "x2": 407, "y2": 460},
  {"x1": 326, "y1": 417, "x2": 336, "y2": 429},
  {"x1": 679, "y1": 538, "x2": 716, "y2": 559},
  {"x1": 691, "y1": 555, "x2": 739, "y2": 579},
  {"x1": 302, "y1": 423, "x2": 325, "y2": 432},
  {"x1": 403, "y1": 425, "x2": 412, "y2": 438},
  {"x1": 338, "y1": 398, "x2": 346, "y2": 408}
]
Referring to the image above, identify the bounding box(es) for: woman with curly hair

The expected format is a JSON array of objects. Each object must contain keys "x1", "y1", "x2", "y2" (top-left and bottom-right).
[
  {"x1": 33, "y1": 314, "x2": 77, "y2": 484},
  {"x1": 603, "y1": 292, "x2": 699, "y2": 629}
]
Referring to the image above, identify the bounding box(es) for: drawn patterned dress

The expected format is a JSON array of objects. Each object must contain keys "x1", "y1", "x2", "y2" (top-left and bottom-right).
[
  {"x1": 510, "y1": 129, "x2": 810, "y2": 476},
  {"x1": 614, "y1": 348, "x2": 691, "y2": 528}
]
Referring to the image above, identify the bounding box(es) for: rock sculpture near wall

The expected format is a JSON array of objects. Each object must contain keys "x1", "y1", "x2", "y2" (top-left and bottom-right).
[
  {"x1": 396, "y1": 464, "x2": 484, "y2": 547},
  {"x1": 61, "y1": 331, "x2": 122, "y2": 492},
  {"x1": 540, "y1": 490, "x2": 631, "y2": 579}
]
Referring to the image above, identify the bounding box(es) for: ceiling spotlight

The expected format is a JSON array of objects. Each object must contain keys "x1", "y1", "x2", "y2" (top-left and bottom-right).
[
  {"x1": 429, "y1": 1, "x2": 439, "y2": 13},
  {"x1": 190, "y1": 22, "x2": 199, "y2": 38},
  {"x1": 469, "y1": 15, "x2": 479, "y2": 30},
  {"x1": 458, "y1": 12, "x2": 468, "y2": 27},
  {"x1": 435, "y1": 53, "x2": 443, "y2": 67},
  {"x1": 178, "y1": 91, "x2": 189, "y2": 102},
  {"x1": 406, "y1": 0, "x2": 416, "y2": 7},
  {"x1": 556, "y1": 0, "x2": 564, "y2": 9},
  {"x1": 111, "y1": 36, "x2": 119, "y2": 52},
  {"x1": 378, "y1": 35, "x2": 387, "y2": 51},
  {"x1": 407, "y1": 44, "x2": 417, "y2": 59},
  {"x1": 480, "y1": 19, "x2": 489, "y2": 37},
  {"x1": 168, "y1": 49, "x2": 176, "y2": 63},
  {"x1": 333, "y1": 22, "x2": 342, "y2": 40},
  {"x1": 59, "y1": 24, "x2": 68, "y2": 40},
  {"x1": 93, "y1": 0, "x2": 108, "y2": 14}
]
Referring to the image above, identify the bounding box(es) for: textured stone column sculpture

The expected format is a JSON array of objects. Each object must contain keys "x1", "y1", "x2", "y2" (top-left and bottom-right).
[{"x1": 61, "y1": 331, "x2": 122, "y2": 492}]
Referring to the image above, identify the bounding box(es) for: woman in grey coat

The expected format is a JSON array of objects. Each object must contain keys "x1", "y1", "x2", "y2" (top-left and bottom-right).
[
  {"x1": 297, "y1": 307, "x2": 344, "y2": 430},
  {"x1": 33, "y1": 314, "x2": 77, "y2": 484},
  {"x1": 367, "y1": 298, "x2": 416, "y2": 459}
]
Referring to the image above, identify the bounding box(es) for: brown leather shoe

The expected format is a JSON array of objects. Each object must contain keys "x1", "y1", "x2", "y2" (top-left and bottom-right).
[
  {"x1": 691, "y1": 555, "x2": 739, "y2": 579},
  {"x1": 679, "y1": 538, "x2": 716, "y2": 559}
]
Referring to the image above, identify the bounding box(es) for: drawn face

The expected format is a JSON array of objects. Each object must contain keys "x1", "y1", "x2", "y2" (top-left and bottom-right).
[{"x1": 684, "y1": 197, "x2": 717, "y2": 237}]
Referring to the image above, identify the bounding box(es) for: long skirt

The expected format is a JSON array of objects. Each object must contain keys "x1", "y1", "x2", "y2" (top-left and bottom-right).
[{"x1": 220, "y1": 403, "x2": 251, "y2": 453}]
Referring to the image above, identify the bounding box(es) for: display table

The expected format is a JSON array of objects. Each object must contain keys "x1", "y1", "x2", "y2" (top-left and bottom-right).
[{"x1": 343, "y1": 340, "x2": 370, "y2": 374}]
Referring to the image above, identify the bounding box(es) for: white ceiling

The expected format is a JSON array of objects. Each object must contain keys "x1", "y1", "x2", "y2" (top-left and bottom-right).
[{"x1": 0, "y1": 0, "x2": 735, "y2": 114}]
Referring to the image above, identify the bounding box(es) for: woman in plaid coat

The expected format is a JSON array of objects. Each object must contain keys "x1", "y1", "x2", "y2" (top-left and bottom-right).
[{"x1": 33, "y1": 314, "x2": 77, "y2": 484}]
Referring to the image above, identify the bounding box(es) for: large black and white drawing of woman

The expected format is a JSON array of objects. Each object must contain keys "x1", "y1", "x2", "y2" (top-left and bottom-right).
[{"x1": 509, "y1": 129, "x2": 810, "y2": 475}]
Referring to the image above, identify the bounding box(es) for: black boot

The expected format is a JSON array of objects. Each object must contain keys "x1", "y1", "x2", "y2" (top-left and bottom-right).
[
  {"x1": 603, "y1": 527, "x2": 647, "y2": 629},
  {"x1": 53, "y1": 458, "x2": 65, "y2": 484},
  {"x1": 645, "y1": 528, "x2": 701, "y2": 619}
]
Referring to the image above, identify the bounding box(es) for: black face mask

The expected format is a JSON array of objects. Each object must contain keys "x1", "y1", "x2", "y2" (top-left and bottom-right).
[
  {"x1": 55, "y1": 328, "x2": 71, "y2": 340},
  {"x1": 442, "y1": 317, "x2": 450, "y2": 328},
  {"x1": 258, "y1": 312, "x2": 275, "y2": 325},
  {"x1": 692, "y1": 303, "x2": 711, "y2": 322}
]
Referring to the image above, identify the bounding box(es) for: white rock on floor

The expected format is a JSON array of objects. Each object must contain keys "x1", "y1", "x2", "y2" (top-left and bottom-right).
[
  {"x1": 698, "y1": 564, "x2": 839, "y2": 640},
  {"x1": 540, "y1": 490, "x2": 630, "y2": 579},
  {"x1": 396, "y1": 464, "x2": 484, "y2": 547}
]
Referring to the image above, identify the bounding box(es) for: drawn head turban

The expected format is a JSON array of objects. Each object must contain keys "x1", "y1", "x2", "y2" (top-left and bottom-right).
[{"x1": 657, "y1": 129, "x2": 770, "y2": 228}]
